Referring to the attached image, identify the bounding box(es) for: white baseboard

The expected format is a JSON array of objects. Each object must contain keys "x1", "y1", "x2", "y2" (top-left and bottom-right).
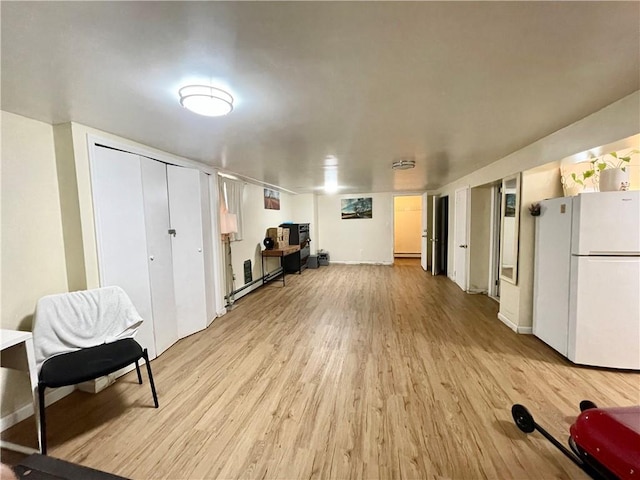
[
  {"x1": 77, "y1": 373, "x2": 117, "y2": 394},
  {"x1": 497, "y1": 313, "x2": 533, "y2": 334},
  {"x1": 467, "y1": 288, "x2": 488, "y2": 295},
  {"x1": 497, "y1": 312, "x2": 518, "y2": 332},
  {"x1": 0, "y1": 385, "x2": 75, "y2": 432}
]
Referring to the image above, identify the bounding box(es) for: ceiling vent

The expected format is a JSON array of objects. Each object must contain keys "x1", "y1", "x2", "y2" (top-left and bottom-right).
[{"x1": 392, "y1": 159, "x2": 416, "y2": 170}]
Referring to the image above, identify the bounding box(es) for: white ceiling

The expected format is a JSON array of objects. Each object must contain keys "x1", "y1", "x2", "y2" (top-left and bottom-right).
[{"x1": 2, "y1": 2, "x2": 639, "y2": 194}]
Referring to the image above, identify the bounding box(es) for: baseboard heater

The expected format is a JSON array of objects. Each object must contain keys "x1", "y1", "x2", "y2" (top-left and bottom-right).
[{"x1": 225, "y1": 274, "x2": 269, "y2": 305}]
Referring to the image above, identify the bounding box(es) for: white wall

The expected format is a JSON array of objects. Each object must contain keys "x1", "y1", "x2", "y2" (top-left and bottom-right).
[
  {"x1": 468, "y1": 187, "x2": 491, "y2": 292},
  {"x1": 1, "y1": 112, "x2": 69, "y2": 417},
  {"x1": 437, "y1": 91, "x2": 639, "y2": 330},
  {"x1": 230, "y1": 184, "x2": 293, "y2": 300},
  {"x1": 516, "y1": 164, "x2": 564, "y2": 329},
  {"x1": 317, "y1": 193, "x2": 394, "y2": 264}
]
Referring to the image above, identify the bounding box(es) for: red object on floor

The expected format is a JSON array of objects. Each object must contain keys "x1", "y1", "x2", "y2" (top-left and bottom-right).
[{"x1": 570, "y1": 406, "x2": 640, "y2": 480}]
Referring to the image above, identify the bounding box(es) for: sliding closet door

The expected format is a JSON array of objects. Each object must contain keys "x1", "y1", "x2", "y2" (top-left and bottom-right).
[
  {"x1": 91, "y1": 147, "x2": 156, "y2": 359},
  {"x1": 200, "y1": 172, "x2": 216, "y2": 324},
  {"x1": 167, "y1": 165, "x2": 208, "y2": 337},
  {"x1": 140, "y1": 157, "x2": 179, "y2": 356}
]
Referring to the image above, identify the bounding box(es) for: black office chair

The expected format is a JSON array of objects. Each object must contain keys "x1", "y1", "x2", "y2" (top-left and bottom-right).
[{"x1": 33, "y1": 287, "x2": 159, "y2": 454}]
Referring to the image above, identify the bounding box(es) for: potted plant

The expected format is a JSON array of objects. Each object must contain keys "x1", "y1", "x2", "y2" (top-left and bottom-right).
[{"x1": 571, "y1": 149, "x2": 638, "y2": 192}]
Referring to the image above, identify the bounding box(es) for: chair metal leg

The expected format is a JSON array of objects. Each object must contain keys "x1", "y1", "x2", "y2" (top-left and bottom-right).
[
  {"x1": 135, "y1": 360, "x2": 142, "y2": 384},
  {"x1": 142, "y1": 349, "x2": 159, "y2": 408},
  {"x1": 38, "y1": 384, "x2": 47, "y2": 455}
]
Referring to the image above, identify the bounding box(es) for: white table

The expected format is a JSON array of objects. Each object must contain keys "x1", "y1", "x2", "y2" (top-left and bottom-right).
[{"x1": 1, "y1": 329, "x2": 41, "y2": 454}]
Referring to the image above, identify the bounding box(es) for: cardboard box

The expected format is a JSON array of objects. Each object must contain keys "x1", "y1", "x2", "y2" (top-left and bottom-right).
[{"x1": 266, "y1": 227, "x2": 283, "y2": 240}]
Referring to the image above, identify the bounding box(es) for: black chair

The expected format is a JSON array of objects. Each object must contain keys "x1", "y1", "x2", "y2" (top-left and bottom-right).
[{"x1": 38, "y1": 338, "x2": 158, "y2": 454}]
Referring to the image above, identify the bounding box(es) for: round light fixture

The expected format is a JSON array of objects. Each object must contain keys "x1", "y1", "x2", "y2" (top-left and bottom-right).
[
  {"x1": 179, "y1": 85, "x2": 234, "y2": 117},
  {"x1": 392, "y1": 159, "x2": 416, "y2": 170}
]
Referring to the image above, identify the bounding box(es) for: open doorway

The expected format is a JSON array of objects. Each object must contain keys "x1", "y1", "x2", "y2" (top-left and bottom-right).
[
  {"x1": 431, "y1": 195, "x2": 449, "y2": 275},
  {"x1": 393, "y1": 195, "x2": 422, "y2": 259},
  {"x1": 489, "y1": 184, "x2": 502, "y2": 300}
]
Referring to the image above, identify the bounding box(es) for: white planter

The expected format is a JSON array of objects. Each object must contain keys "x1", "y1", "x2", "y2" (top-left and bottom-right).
[{"x1": 599, "y1": 168, "x2": 630, "y2": 192}]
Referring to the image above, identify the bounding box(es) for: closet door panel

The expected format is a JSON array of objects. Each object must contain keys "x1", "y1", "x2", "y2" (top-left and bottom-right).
[
  {"x1": 140, "y1": 157, "x2": 179, "y2": 356},
  {"x1": 91, "y1": 147, "x2": 156, "y2": 359},
  {"x1": 167, "y1": 165, "x2": 207, "y2": 338},
  {"x1": 200, "y1": 172, "x2": 216, "y2": 324}
]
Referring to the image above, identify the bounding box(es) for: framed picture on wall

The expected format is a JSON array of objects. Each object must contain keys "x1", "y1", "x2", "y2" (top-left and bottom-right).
[
  {"x1": 341, "y1": 197, "x2": 373, "y2": 219},
  {"x1": 264, "y1": 188, "x2": 280, "y2": 210}
]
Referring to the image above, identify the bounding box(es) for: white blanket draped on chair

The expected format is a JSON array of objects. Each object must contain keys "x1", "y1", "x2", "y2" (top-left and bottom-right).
[{"x1": 33, "y1": 286, "x2": 142, "y2": 374}]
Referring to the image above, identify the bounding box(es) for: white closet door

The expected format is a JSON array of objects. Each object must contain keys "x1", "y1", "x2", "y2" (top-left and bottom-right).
[
  {"x1": 200, "y1": 172, "x2": 216, "y2": 324},
  {"x1": 91, "y1": 147, "x2": 156, "y2": 359},
  {"x1": 167, "y1": 165, "x2": 208, "y2": 338},
  {"x1": 140, "y1": 157, "x2": 179, "y2": 356}
]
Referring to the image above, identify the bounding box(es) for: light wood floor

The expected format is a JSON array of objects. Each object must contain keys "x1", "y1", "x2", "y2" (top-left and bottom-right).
[{"x1": 2, "y1": 260, "x2": 639, "y2": 479}]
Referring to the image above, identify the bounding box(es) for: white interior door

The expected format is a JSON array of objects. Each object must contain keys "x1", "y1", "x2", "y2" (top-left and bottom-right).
[
  {"x1": 140, "y1": 157, "x2": 178, "y2": 356},
  {"x1": 91, "y1": 147, "x2": 156, "y2": 359},
  {"x1": 420, "y1": 193, "x2": 428, "y2": 270},
  {"x1": 431, "y1": 196, "x2": 440, "y2": 275},
  {"x1": 454, "y1": 187, "x2": 470, "y2": 291},
  {"x1": 167, "y1": 165, "x2": 207, "y2": 338}
]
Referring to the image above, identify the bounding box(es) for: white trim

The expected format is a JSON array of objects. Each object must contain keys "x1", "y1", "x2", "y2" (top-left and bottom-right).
[
  {"x1": 488, "y1": 184, "x2": 502, "y2": 299},
  {"x1": 497, "y1": 313, "x2": 533, "y2": 334},
  {"x1": 86, "y1": 134, "x2": 218, "y2": 174},
  {"x1": 499, "y1": 172, "x2": 522, "y2": 285},
  {"x1": 453, "y1": 186, "x2": 471, "y2": 292},
  {"x1": 0, "y1": 386, "x2": 75, "y2": 433},
  {"x1": 497, "y1": 312, "x2": 518, "y2": 332},
  {"x1": 467, "y1": 288, "x2": 487, "y2": 294},
  {"x1": 208, "y1": 175, "x2": 226, "y2": 319}
]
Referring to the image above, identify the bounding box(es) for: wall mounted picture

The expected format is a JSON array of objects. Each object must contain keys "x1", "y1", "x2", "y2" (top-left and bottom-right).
[
  {"x1": 505, "y1": 193, "x2": 516, "y2": 217},
  {"x1": 264, "y1": 188, "x2": 280, "y2": 210},
  {"x1": 341, "y1": 197, "x2": 373, "y2": 219}
]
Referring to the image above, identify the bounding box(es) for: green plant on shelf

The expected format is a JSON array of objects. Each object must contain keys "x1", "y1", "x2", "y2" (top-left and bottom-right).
[{"x1": 571, "y1": 149, "x2": 639, "y2": 187}]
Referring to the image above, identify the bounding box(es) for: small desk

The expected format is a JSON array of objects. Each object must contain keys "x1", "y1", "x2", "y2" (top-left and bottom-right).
[
  {"x1": 261, "y1": 245, "x2": 301, "y2": 286},
  {"x1": 1, "y1": 329, "x2": 42, "y2": 454}
]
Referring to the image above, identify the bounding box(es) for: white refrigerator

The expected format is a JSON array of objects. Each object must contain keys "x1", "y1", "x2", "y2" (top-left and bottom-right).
[{"x1": 533, "y1": 191, "x2": 640, "y2": 370}]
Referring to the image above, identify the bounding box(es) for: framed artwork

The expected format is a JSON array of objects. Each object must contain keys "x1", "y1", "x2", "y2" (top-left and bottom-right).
[
  {"x1": 264, "y1": 188, "x2": 280, "y2": 210},
  {"x1": 341, "y1": 197, "x2": 373, "y2": 219},
  {"x1": 505, "y1": 193, "x2": 516, "y2": 217}
]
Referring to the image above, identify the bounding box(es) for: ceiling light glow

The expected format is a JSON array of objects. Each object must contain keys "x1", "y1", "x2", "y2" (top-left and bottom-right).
[
  {"x1": 324, "y1": 166, "x2": 338, "y2": 193},
  {"x1": 179, "y1": 85, "x2": 234, "y2": 117},
  {"x1": 324, "y1": 155, "x2": 339, "y2": 167}
]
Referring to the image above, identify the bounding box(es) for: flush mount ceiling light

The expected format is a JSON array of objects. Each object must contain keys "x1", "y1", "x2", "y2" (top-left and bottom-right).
[
  {"x1": 179, "y1": 85, "x2": 234, "y2": 117},
  {"x1": 392, "y1": 159, "x2": 416, "y2": 170}
]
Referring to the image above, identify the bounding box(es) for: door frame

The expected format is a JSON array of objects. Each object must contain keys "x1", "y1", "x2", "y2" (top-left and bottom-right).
[
  {"x1": 431, "y1": 195, "x2": 449, "y2": 275},
  {"x1": 488, "y1": 184, "x2": 502, "y2": 300},
  {"x1": 392, "y1": 193, "x2": 423, "y2": 260},
  {"x1": 453, "y1": 186, "x2": 470, "y2": 291},
  {"x1": 420, "y1": 193, "x2": 429, "y2": 270}
]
